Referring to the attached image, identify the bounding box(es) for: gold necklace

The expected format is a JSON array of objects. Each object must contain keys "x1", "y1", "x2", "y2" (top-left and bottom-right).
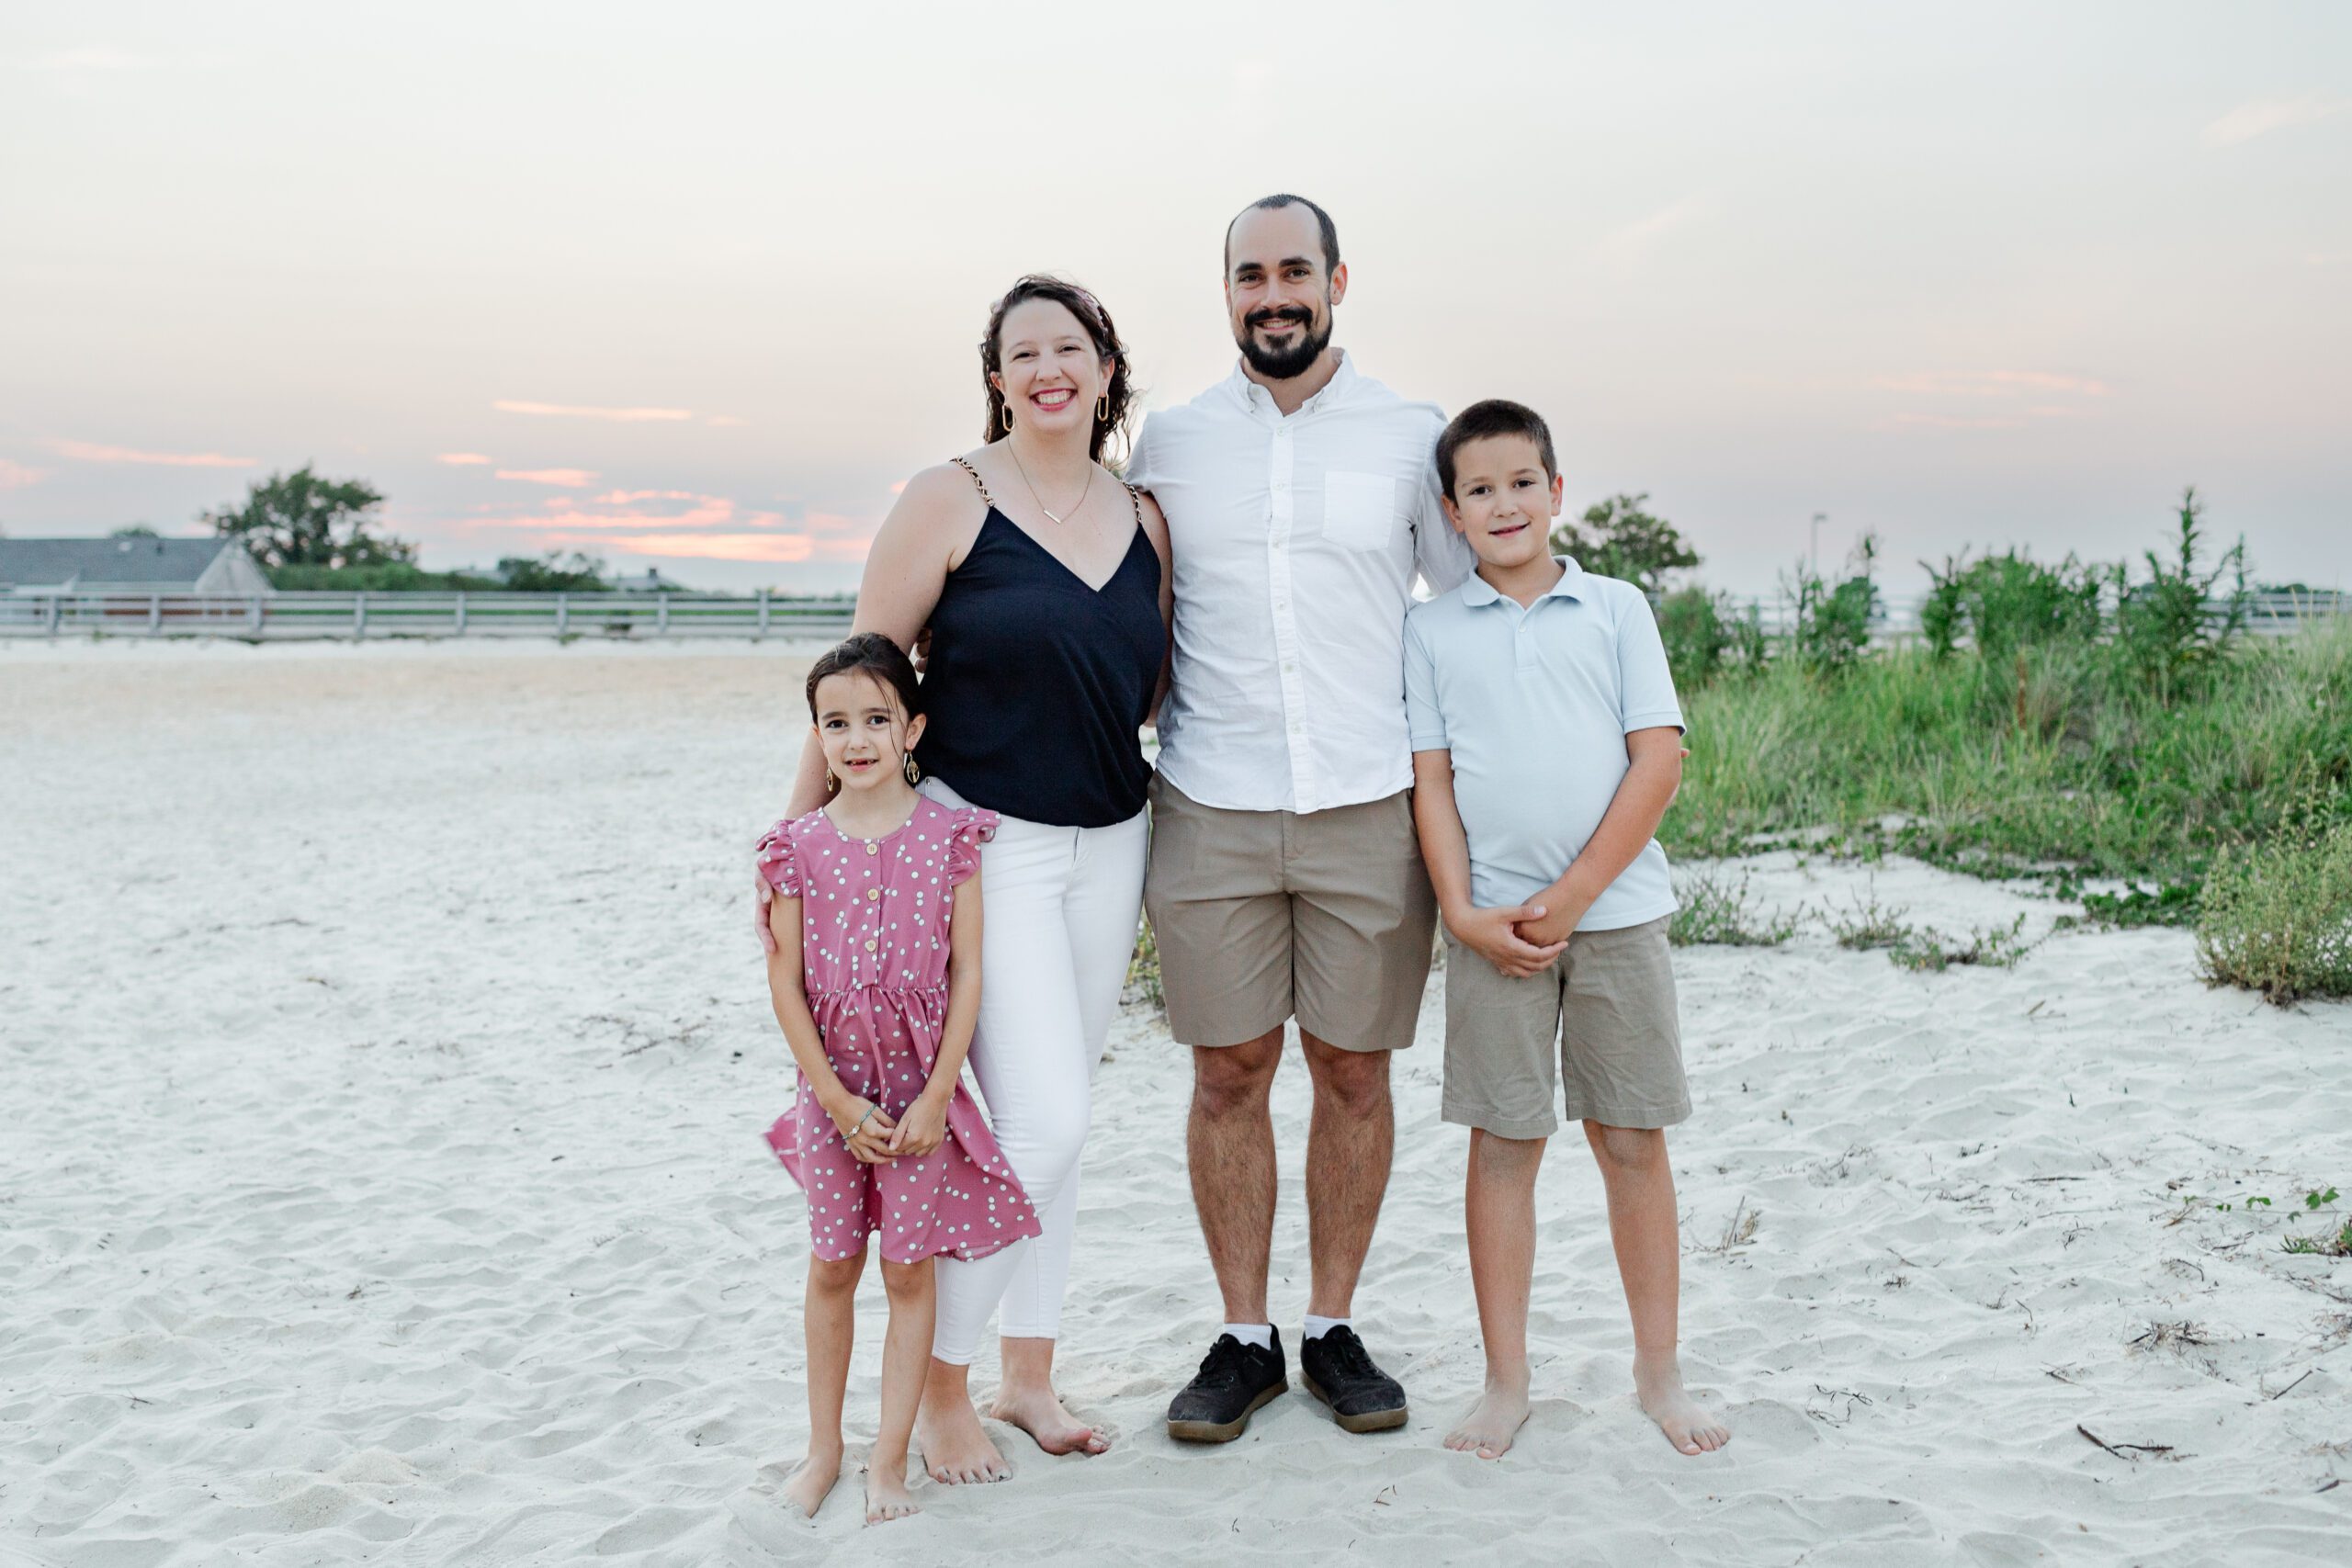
[{"x1": 1007, "y1": 438, "x2": 1096, "y2": 529}]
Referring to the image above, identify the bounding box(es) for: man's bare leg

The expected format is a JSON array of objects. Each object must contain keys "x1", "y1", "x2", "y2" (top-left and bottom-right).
[
  {"x1": 1299, "y1": 1031, "x2": 1393, "y2": 1318},
  {"x1": 1189, "y1": 1031, "x2": 1283, "y2": 1322},
  {"x1": 1584, "y1": 1121, "x2": 1730, "y2": 1455},
  {"x1": 1445, "y1": 1128, "x2": 1544, "y2": 1458}
]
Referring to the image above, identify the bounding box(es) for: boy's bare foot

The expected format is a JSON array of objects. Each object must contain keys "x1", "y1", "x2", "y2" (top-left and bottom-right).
[
  {"x1": 990, "y1": 1383, "x2": 1110, "y2": 1457},
  {"x1": 863, "y1": 1461, "x2": 920, "y2": 1525},
  {"x1": 1442, "y1": 1375, "x2": 1531, "y2": 1460},
  {"x1": 1634, "y1": 1350, "x2": 1730, "y2": 1455},
  {"x1": 915, "y1": 1395, "x2": 1011, "y2": 1484},
  {"x1": 783, "y1": 1442, "x2": 842, "y2": 1517}
]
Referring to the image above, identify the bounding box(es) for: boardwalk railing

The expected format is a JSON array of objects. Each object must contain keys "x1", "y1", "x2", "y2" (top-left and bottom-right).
[
  {"x1": 0, "y1": 588, "x2": 2337, "y2": 642},
  {"x1": 0, "y1": 591, "x2": 857, "y2": 641}
]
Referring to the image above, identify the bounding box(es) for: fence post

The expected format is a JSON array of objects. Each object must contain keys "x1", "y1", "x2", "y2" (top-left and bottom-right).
[
  {"x1": 354, "y1": 592, "x2": 368, "y2": 639},
  {"x1": 657, "y1": 592, "x2": 670, "y2": 635},
  {"x1": 757, "y1": 589, "x2": 770, "y2": 638},
  {"x1": 557, "y1": 593, "x2": 569, "y2": 637},
  {"x1": 454, "y1": 592, "x2": 468, "y2": 635},
  {"x1": 149, "y1": 594, "x2": 162, "y2": 635},
  {"x1": 46, "y1": 594, "x2": 61, "y2": 636},
  {"x1": 248, "y1": 595, "x2": 263, "y2": 635}
]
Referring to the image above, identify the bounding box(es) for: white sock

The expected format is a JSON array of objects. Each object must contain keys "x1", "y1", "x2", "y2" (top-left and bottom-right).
[
  {"x1": 1221, "y1": 1322, "x2": 1274, "y2": 1351},
  {"x1": 1303, "y1": 1314, "x2": 1351, "y2": 1342}
]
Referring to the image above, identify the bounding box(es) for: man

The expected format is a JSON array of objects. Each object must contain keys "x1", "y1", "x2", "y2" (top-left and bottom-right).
[{"x1": 1126, "y1": 194, "x2": 1493, "y2": 1442}]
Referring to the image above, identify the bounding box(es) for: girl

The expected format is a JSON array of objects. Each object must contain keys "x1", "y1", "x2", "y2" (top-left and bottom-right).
[{"x1": 758, "y1": 633, "x2": 1039, "y2": 1525}]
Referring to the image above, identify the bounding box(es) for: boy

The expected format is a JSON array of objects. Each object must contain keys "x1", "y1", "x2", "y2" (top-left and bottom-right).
[{"x1": 1403, "y1": 399, "x2": 1729, "y2": 1461}]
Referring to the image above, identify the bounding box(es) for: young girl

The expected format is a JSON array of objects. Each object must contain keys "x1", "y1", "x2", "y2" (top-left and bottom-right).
[{"x1": 758, "y1": 633, "x2": 1039, "y2": 1525}]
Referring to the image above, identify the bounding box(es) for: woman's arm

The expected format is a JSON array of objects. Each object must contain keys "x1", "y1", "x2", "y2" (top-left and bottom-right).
[
  {"x1": 766, "y1": 894, "x2": 895, "y2": 1161},
  {"x1": 1137, "y1": 490, "x2": 1176, "y2": 725},
  {"x1": 889, "y1": 871, "x2": 984, "y2": 1159}
]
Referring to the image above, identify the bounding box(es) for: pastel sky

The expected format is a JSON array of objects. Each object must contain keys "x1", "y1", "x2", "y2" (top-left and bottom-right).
[{"x1": 4, "y1": 2, "x2": 2346, "y2": 596}]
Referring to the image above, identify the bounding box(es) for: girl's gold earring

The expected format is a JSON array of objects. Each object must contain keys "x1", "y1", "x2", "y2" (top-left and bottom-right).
[
  {"x1": 824, "y1": 769, "x2": 840, "y2": 795},
  {"x1": 902, "y1": 753, "x2": 922, "y2": 786}
]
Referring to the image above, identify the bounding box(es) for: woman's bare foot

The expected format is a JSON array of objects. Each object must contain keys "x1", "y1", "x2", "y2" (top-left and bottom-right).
[
  {"x1": 1634, "y1": 1350, "x2": 1730, "y2": 1455},
  {"x1": 863, "y1": 1460, "x2": 920, "y2": 1525},
  {"x1": 990, "y1": 1382, "x2": 1110, "y2": 1457},
  {"x1": 783, "y1": 1441, "x2": 842, "y2": 1517},
  {"x1": 1442, "y1": 1373, "x2": 1531, "y2": 1460},
  {"x1": 915, "y1": 1392, "x2": 1011, "y2": 1484}
]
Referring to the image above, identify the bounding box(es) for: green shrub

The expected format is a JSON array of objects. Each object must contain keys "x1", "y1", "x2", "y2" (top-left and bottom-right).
[
  {"x1": 1657, "y1": 587, "x2": 1765, "y2": 690},
  {"x1": 1921, "y1": 548, "x2": 2104, "y2": 662},
  {"x1": 2109, "y1": 486, "x2": 2249, "y2": 701},
  {"x1": 2197, "y1": 819, "x2": 2352, "y2": 1004},
  {"x1": 1886, "y1": 914, "x2": 2034, "y2": 973},
  {"x1": 1784, "y1": 533, "x2": 1880, "y2": 673},
  {"x1": 1669, "y1": 868, "x2": 1800, "y2": 947},
  {"x1": 1827, "y1": 888, "x2": 1913, "y2": 950}
]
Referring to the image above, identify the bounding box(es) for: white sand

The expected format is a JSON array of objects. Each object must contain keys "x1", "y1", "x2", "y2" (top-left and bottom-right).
[{"x1": 5, "y1": 640, "x2": 2348, "y2": 1567}]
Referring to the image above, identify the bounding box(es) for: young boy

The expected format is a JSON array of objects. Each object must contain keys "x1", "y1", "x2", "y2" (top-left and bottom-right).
[{"x1": 1403, "y1": 399, "x2": 1729, "y2": 1461}]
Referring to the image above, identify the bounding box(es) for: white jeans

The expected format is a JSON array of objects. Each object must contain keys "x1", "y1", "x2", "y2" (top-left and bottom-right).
[{"x1": 920, "y1": 777, "x2": 1147, "y2": 1363}]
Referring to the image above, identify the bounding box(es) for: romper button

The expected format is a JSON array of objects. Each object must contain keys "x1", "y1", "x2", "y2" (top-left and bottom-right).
[
  {"x1": 867, "y1": 889, "x2": 880, "y2": 902},
  {"x1": 864, "y1": 939, "x2": 877, "y2": 953},
  {"x1": 865, "y1": 842, "x2": 878, "y2": 856}
]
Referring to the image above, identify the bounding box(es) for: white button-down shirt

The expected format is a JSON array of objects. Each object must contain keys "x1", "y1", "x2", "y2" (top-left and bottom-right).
[{"x1": 1125, "y1": 353, "x2": 1475, "y2": 815}]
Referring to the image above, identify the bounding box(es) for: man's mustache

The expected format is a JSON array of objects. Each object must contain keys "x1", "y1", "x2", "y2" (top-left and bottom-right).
[{"x1": 1245, "y1": 307, "x2": 1313, "y2": 330}]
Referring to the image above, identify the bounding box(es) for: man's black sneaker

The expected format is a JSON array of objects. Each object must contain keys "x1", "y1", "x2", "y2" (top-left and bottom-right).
[
  {"x1": 1166, "y1": 1329, "x2": 1288, "y2": 1443},
  {"x1": 1298, "y1": 1325, "x2": 1408, "y2": 1433}
]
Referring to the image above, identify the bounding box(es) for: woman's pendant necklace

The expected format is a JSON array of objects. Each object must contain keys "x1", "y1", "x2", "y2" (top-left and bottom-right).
[{"x1": 1008, "y1": 439, "x2": 1096, "y2": 530}]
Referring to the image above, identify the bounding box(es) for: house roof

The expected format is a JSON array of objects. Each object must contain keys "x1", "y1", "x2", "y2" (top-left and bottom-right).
[{"x1": 0, "y1": 536, "x2": 238, "y2": 587}]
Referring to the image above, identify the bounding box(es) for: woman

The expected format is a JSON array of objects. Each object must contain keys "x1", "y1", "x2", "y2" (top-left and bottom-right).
[{"x1": 759, "y1": 275, "x2": 1171, "y2": 1481}]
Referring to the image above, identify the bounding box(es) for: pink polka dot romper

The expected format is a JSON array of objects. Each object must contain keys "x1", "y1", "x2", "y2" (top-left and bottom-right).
[{"x1": 757, "y1": 799, "x2": 1041, "y2": 1265}]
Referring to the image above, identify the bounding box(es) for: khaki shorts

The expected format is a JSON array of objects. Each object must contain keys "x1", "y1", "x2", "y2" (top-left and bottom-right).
[
  {"x1": 1442, "y1": 916, "x2": 1688, "y2": 1137},
  {"x1": 1144, "y1": 775, "x2": 1437, "y2": 1053}
]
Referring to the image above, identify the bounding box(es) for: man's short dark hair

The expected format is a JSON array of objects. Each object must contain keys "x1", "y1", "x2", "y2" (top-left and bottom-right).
[
  {"x1": 1436, "y1": 400, "x2": 1558, "y2": 501},
  {"x1": 1224, "y1": 193, "x2": 1340, "y2": 276}
]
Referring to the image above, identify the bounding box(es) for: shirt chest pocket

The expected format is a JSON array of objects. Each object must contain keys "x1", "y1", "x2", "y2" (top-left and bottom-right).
[{"x1": 1321, "y1": 470, "x2": 1399, "y2": 552}]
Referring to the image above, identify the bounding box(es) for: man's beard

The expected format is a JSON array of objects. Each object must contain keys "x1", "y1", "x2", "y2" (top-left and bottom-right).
[{"x1": 1237, "y1": 302, "x2": 1332, "y2": 380}]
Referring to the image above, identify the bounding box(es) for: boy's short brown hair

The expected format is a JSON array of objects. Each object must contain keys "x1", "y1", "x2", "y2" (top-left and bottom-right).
[{"x1": 1436, "y1": 399, "x2": 1557, "y2": 502}]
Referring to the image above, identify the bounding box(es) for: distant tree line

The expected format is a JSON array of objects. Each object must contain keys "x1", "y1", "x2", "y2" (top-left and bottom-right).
[{"x1": 204, "y1": 467, "x2": 611, "y2": 592}]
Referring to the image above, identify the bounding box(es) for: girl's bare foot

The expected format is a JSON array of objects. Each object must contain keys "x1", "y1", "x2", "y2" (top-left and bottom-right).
[
  {"x1": 1442, "y1": 1373, "x2": 1531, "y2": 1460},
  {"x1": 1634, "y1": 1350, "x2": 1730, "y2": 1455},
  {"x1": 863, "y1": 1460, "x2": 920, "y2": 1525},
  {"x1": 915, "y1": 1392, "x2": 1011, "y2": 1484},
  {"x1": 990, "y1": 1382, "x2": 1110, "y2": 1457},
  {"x1": 783, "y1": 1442, "x2": 843, "y2": 1518}
]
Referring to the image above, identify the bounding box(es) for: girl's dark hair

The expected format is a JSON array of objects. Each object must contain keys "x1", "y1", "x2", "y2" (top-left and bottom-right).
[
  {"x1": 980, "y1": 275, "x2": 1136, "y2": 464},
  {"x1": 804, "y1": 632, "x2": 922, "y2": 723}
]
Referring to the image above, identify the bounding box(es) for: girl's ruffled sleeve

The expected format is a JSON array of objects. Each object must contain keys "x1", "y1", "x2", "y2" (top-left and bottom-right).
[
  {"x1": 754, "y1": 818, "x2": 804, "y2": 897},
  {"x1": 944, "y1": 807, "x2": 999, "y2": 887}
]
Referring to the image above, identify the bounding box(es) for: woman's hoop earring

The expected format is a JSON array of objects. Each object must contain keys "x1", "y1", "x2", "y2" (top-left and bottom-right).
[
  {"x1": 902, "y1": 753, "x2": 922, "y2": 786},
  {"x1": 1096, "y1": 390, "x2": 1110, "y2": 423},
  {"x1": 1000, "y1": 400, "x2": 1014, "y2": 436}
]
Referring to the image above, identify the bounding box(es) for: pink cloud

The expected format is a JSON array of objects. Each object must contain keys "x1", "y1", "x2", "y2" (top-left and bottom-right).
[
  {"x1": 438, "y1": 452, "x2": 492, "y2": 466},
  {"x1": 600, "y1": 533, "x2": 816, "y2": 563},
  {"x1": 1887, "y1": 413, "x2": 2028, "y2": 431},
  {"x1": 803, "y1": 511, "x2": 875, "y2": 537},
  {"x1": 0, "y1": 457, "x2": 46, "y2": 489},
  {"x1": 496, "y1": 468, "x2": 598, "y2": 488},
  {"x1": 705, "y1": 414, "x2": 749, "y2": 428},
  {"x1": 48, "y1": 438, "x2": 257, "y2": 468},
  {"x1": 492, "y1": 400, "x2": 694, "y2": 423}
]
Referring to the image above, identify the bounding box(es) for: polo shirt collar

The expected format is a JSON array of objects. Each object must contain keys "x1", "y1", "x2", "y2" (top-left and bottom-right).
[{"x1": 1461, "y1": 554, "x2": 1587, "y2": 608}]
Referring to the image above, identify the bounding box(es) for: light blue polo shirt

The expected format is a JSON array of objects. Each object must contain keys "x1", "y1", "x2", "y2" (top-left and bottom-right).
[{"x1": 1403, "y1": 556, "x2": 1684, "y2": 930}]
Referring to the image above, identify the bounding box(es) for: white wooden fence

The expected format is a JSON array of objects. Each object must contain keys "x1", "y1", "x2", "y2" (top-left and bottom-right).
[
  {"x1": 0, "y1": 591, "x2": 856, "y2": 641},
  {"x1": 0, "y1": 588, "x2": 2337, "y2": 642}
]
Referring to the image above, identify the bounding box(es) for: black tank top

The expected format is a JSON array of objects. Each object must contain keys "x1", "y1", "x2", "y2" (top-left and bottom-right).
[{"x1": 913, "y1": 458, "x2": 1166, "y2": 829}]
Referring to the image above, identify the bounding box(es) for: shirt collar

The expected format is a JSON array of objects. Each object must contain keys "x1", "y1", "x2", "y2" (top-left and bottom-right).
[
  {"x1": 1226, "y1": 347, "x2": 1356, "y2": 419},
  {"x1": 1461, "y1": 555, "x2": 1586, "y2": 608}
]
